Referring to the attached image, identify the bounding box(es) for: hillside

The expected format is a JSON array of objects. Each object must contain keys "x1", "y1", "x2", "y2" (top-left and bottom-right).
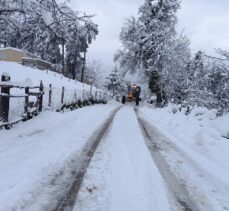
[
  {"x1": 0, "y1": 62, "x2": 106, "y2": 123},
  {"x1": 0, "y1": 61, "x2": 91, "y2": 90}
]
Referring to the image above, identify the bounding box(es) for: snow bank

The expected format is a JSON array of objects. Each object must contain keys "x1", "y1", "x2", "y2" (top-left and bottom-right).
[
  {"x1": 144, "y1": 104, "x2": 228, "y2": 141},
  {"x1": 213, "y1": 113, "x2": 229, "y2": 138},
  {"x1": 139, "y1": 105, "x2": 229, "y2": 187}
]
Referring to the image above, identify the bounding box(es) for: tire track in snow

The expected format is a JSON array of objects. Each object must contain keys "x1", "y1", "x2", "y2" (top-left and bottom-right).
[
  {"x1": 54, "y1": 107, "x2": 121, "y2": 211},
  {"x1": 136, "y1": 108, "x2": 229, "y2": 211},
  {"x1": 73, "y1": 106, "x2": 172, "y2": 211},
  {"x1": 135, "y1": 108, "x2": 202, "y2": 211}
]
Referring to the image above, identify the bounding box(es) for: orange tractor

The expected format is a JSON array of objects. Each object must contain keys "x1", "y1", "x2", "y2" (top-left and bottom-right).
[{"x1": 121, "y1": 84, "x2": 141, "y2": 105}]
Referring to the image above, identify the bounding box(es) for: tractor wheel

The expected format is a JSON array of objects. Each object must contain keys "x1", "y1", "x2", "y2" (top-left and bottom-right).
[
  {"x1": 136, "y1": 97, "x2": 139, "y2": 106},
  {"x1": 122, "y1": 96, "x2": 126, "y2": 104}
]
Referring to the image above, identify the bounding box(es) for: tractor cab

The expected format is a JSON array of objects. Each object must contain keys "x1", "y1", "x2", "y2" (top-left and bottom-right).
[{"x1": 122, "y1": 83, "x2": 141, "y2": 105}]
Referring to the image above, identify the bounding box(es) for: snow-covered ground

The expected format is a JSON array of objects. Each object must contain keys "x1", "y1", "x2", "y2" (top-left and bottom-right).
[
  {"x1": 0, "y1": 62, "x2": 107, "y2": 122},
  {"x1": 0, "y1": 61, "x2": 90, "y2": 90},
  {"x1": 1, "y1": 96, "x2": 229, "y2": 210},
  {"x1": 0, "y1": 104, "x2": 118, "y2": 210},
  {"x1": 74, "y1": 106, "x2": 171, "y2": 211},
  {"x1": 139, "y1": 104, "x2": 229, "y2": 210}
]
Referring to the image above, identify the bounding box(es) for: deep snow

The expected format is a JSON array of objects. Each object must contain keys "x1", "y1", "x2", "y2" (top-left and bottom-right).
[
  {"x1": 0, "y1": 61, "x2": 90, "y2": 90},
  {"x1": 0, "y1": 92, "x2": 229, "y2": 211},
  {"x1": 139, "y1": 105, "x2": 229, "y2": 210},
  {"x1": 0, "y1": 104, "x2": 118, "y2": 210},
  {"x1": 0, "y1": 62, "x2": 106, "y2": 123}
]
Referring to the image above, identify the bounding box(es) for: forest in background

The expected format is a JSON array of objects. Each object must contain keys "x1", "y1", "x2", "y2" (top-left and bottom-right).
[{"x1": 114, "y1": 0, "x2": 229, "y2": 115}]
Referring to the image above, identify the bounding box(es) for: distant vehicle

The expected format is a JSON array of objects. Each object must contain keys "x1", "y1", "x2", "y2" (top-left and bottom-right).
[{"x1": 122, "y1": 84, "x2": 141, "y2": 105}]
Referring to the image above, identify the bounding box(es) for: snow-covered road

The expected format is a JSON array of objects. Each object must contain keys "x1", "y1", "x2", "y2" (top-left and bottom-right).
[
  {"x1": 74, "y1": 106, "x2": 171, "y2": 211},
  {"x1": 1, "y1": 104, "x2": 229, "y2": 211},
  {"x1": 73, "y1": 105, "x2": 229, "y2": 211}
]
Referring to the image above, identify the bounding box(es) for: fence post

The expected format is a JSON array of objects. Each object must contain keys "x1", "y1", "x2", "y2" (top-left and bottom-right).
[
  {"x1": 61, "y1": 87, "x2": 65, "y2": 104},
  {"x1": 95, "y1": 90, "x2": 97, "y2": 100},
  {"x1": 24, "y1": 87, "x2": 29, "y2": 119},
  {"x1": 74, "y1": 90, "x2": 77, "y2": 101},
  {"x1": 38, "y1": 81, "x2": 43, "y2": 112},
  {"x1": 90, "y1": 84, "x2": 93, "y2": 97},
  {"x1": 0, "y1": 73, "x2": 11, "y2": 123},
  {"x1": 82, "y1": 89, "x2": 85, "y2": 100},
  {"x1": 48, "y1": 84, "x2": 52, "y2": 107}
]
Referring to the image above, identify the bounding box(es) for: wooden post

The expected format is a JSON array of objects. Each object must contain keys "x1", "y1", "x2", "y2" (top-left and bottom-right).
[
  {"x1": 90, "y1": 84, "x2": 93, "y2": 97},
  {"x1": 74, "y1": 90, "x2": 77, "y2": 101},
  {"x1": 0, "y1": 74, "x2": 11, "y2": 123},
  {"x1": 82, "y1": 90, "x2": 85, "y2": 100},
  {"x1": 48, "y1": 84, "x2": 52, "y2": 107},
  {"x1": 95, "y1": 91, "x2": 97, "y2": 101},
  {"x1": 38, "y1": 81, "x2": 43, "y2": 112},
  {"x1": 61, "y1": 87, "x2": 65, "y2": 104},
  {"x1": 24, "y1": 87, "x2": 29, "y2": 119}
]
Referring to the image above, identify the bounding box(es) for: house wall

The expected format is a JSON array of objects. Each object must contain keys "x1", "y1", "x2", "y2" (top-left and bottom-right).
[
  {"x1": 0, "y1": 49, "x2": 26, "y2": 63},
  {"x1": 22, "y1": 57, "x2": 57, "y2": 72}
]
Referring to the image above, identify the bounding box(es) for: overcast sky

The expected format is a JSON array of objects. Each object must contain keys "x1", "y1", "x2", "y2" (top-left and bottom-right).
[{"x1": 70, "y1": 0, "x2": 229, "y2": 72}]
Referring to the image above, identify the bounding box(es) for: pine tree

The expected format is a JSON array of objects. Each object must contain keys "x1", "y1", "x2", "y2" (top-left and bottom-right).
[{"x1": 105, "y1": 67, "x2": 122, "y2": 97}]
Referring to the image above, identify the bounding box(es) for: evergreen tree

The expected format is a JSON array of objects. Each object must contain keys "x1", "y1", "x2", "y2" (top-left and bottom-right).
[{"x1": 105, "y1": 67, "x2": 122, "y2": 97}]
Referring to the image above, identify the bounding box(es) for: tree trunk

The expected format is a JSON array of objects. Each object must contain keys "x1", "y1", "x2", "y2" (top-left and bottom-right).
[
  {"x1": 81, "y1": 50, "x2": 86, "y2": 83},
  {"x1": 72, "y1": 49, "x2": 78, "y2": 80},
  {"x1": 62, "y1": 37, "x2": 65, "y2": 74},
  {"x1": 156, "y1": 92, "x2": 162, "y2": 107}
]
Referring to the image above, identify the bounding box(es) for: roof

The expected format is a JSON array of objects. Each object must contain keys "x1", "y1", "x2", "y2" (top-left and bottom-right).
[{"x1": 0, "y1": 47, "x2": 25, "y2": 53}]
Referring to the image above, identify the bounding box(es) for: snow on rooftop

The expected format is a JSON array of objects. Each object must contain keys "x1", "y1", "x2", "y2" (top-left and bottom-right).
[{"x1": 0, "y1": 47, "x2": 25, "y2": 53}]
